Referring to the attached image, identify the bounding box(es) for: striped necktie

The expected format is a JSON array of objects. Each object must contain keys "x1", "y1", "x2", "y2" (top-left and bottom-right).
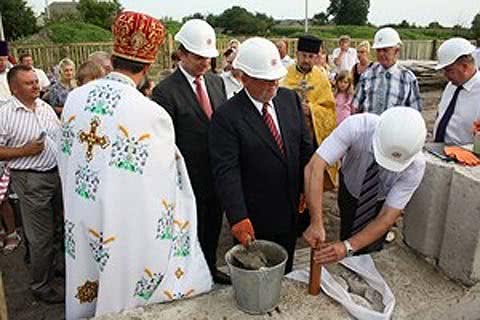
[
  {"x1": 262, "y1": 103, "x2": 285, "y2": 156},
  {"x1": 352, "y1": 160, "x2": 380, "y2": 233},
  {"x1": 434, "y1": 85, "x2": 463, "y2": 143}
]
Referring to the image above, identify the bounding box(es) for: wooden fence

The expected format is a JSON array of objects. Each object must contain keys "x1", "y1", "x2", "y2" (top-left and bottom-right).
[{"x1": 10, "y1": 35, "x2": 444, "y2": 72}]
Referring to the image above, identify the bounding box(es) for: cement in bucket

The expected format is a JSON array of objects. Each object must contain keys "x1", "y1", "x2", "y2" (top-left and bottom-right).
[{"x1": 225, "y1": 240, "x2": 288, "y2": 314}]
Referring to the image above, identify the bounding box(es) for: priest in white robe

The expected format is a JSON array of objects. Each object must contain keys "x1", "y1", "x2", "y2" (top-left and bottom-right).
[{"x1": 57, "y1": 11, "x2": 212, "y2": 319}]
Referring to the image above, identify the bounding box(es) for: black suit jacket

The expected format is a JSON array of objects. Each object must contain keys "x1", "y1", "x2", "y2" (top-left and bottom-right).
[
  {"x1": 152, "y1": 69, "x2": 227, "y2": 201},
  {"x1": 209, "y1": 88, "x2": 314, "y2": 235}
]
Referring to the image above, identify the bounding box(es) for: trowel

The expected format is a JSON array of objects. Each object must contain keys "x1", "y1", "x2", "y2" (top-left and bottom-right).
[{"x1": 232, "y1": 238, "x2": 268, "y2": 270}]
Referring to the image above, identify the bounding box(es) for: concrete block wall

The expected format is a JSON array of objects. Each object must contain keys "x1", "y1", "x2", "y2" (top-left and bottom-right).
[
  {"x1": 404, "y1": 158, "x2": 454, "y2": 258},
  {"x1": 404, "y1": 153, "x2": 480, "y2": 286},
  {"x1": 439, "y1": 169, "x2": 480, "y2": 285}
]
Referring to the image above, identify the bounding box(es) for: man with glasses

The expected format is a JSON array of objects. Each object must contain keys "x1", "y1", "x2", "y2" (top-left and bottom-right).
[{"x1": 353, "y1": 27, "x2": 422, "y2": 115}]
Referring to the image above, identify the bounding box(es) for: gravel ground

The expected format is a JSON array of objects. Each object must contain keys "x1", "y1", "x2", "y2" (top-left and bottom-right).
[{"x1": 0, "y1": 89, "x2": 442, "y2": 320}]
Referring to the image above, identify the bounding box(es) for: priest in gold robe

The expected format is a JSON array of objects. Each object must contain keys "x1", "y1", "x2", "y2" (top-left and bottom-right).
[{"x1": 281, "y1": 35, "x2": 338, "y2": 189}]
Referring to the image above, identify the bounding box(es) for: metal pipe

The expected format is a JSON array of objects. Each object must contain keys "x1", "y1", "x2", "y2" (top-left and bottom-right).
[
  {"x1": 0, "y1": 14, "x2": 4, "y2": 41},
  {"x1": 304, "y1": 0, "x2": 309, "y2": 33}
]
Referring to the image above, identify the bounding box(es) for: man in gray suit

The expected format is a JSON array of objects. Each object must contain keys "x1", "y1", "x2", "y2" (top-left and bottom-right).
[{"x1": 152, "y1": 19, "x2": 229, "y2": 284}]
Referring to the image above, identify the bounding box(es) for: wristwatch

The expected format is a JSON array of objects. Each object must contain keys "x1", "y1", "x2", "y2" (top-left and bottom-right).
[{"x1": 343, "y1": 240, "x2": 355, "y2": 257}]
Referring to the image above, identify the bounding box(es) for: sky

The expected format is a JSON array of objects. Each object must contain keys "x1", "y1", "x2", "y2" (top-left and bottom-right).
[{"x1": 27, "y1": 0, "x2": 480, "y2": 28}]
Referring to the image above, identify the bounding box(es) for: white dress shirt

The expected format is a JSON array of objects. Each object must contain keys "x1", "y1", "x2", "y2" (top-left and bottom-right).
[
  {"x1": 244, "y1": 89, "x2": 282, "y2": 136},
  {"x1": 433, "y1": 71, "x2": 480, "y2": 145},
  {"x1": 0, "y1": 71, "x2": 10, "y2": 99},
  {"x1": 473, "y1": 48, "x2": 480, "y2": 70},
  {"x1": 220, "y1": 71, "x2": 243, "y2": 99},
  {"x1": 316, "y1": 113, "x2": 426, "y2": 210},
  {"x1": 178, "y1": 63, "x2": 206, "y2": 95},
  {"x1": 281, "y1": 55, "x2": 295, "y2": 68},
  {"x1": 332, "y1": 47, "x2": 358, "y2": 72}
]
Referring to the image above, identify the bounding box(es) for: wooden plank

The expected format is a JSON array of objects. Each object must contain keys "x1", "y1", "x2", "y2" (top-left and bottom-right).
[{"x1": 0, "y1": 272, "x2": 8, "y2": 320}]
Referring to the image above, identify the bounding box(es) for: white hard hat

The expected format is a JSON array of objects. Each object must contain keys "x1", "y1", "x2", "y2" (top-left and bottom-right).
[
  {"x1": 435, "y1": 37, "x2": 475, "y2": 70},
  {"x1": 175, "y1": 19, "x2": 218, "y2": 58},
  {"x1": 232, "y1": 37, "x2": 287, "y2": 80},
  {"x1": 373, "y1": 107, "x2": 426, "y2": 172},
  {"x1": 372, "y1": 27, "x2": 402, "y2": 49}
]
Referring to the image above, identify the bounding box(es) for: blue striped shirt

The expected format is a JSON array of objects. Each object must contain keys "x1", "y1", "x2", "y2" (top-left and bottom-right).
[{"x1": 352, "y1": 62, "x2": 422, "y2": 115}]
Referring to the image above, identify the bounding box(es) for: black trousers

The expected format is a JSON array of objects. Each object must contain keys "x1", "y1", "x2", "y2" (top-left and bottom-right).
[
  {"x1": 338, "y1": 171, "x2": 387, "y2": 255},
  {"x1": 196, "y1": 196, "x2": 223, "y2": 272}
]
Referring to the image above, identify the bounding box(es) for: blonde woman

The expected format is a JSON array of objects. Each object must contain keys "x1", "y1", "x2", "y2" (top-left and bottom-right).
[
  {"x1": 351, "y1": 40, "x2": 372, "y2": 87},
  {"x1": 49, "y1": 58, "x2": 76, "y2": 116}
]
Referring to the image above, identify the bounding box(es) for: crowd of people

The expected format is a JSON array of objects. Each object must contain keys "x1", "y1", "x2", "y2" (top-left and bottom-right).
[{"x1": 0, "y1": 9, "x2": 480, "y2": 320}]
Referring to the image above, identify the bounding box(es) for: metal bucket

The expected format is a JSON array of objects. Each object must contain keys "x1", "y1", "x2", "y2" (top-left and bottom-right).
[{"x1": 225, "y1": 240, "x2": 287, "y2": 314}]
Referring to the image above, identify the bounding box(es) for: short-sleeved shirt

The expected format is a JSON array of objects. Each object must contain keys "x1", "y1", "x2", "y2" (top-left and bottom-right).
[
  {"x1": 332, "y1": 47, "x2": 358, "y2": 72},
  {"x1": 316, "y1": 113, "x2": 426, "y2": 210},
  {"x1": 0, "y1": 96, "x2": 60, "y2": 170},
  {"x1": 220, "y1": 71, "x2": 243, "y2": 99},
  {"x1": 0, "y1": 71, "x2": 10, "y2": 99},
  {"x1": 433, "y1": 71, "x2": 480, "y2": 145},
  {"x1": 352, "y1": 62, "x2": 422, "y2": 114},
  {"x1": 34, "y1": 67, "x2": 51, "y2": 91}
]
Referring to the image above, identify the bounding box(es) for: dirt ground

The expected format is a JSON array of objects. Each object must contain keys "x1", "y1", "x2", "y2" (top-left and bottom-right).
[{"x1": 0, "y1": 88, "x2": 442, "y2": 320}]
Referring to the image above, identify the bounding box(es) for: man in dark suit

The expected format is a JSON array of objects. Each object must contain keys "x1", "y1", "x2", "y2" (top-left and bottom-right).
[
  {"x1": 209, "y1": 37, "x2": 314, "y2": 273},
  {"x1": 152, "y1": 19, "x2": 229, "y2": 284}
]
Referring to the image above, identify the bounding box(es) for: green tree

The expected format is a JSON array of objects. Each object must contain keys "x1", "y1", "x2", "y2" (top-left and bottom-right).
[
  {"x1": 472, "y1": 12, "x2": 480, "y2": 39},
  {"x1": 327, "y1": 0, "x2": 370, "y2": 25},
  {"x1": 182, "y1": 12, "x2": 206, "y2": 24},
  {"x1": 212, "y1": 6, "x2": 274, "y2": 35},
  {"x1": 161, "y1": 18, "x2": 182, "y2": 35},
  {"x1": 428, "y1": 21, "x2": 443, "y2": 29},
  {"x1": 398, "y1": 20, "x2": 410, "y2": 28},
  {"x1": 0, "y1": 0, "x2": 38, "y2": 41},
  {"x1": 312, "y1": 12, "x2": 329, "y2": 25},
  {"x1": 77, "y1": 0, "x2": 122, "y2": 30}
]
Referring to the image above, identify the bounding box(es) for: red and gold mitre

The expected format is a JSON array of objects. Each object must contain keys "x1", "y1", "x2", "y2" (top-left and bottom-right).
[{"x1": 112, "y1": 11, "x2": 166, "y2": 64}]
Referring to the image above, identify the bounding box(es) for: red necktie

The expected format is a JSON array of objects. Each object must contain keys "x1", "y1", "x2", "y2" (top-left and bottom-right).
[
  {"x1": 262, "y1": 103, "x2": 285, "y2": 156},
  {"x1": 194, "y1": 76, "x2": 213, "y2": 119}
]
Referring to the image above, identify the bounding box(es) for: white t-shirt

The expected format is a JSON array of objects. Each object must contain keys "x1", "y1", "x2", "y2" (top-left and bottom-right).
[
  {"x1": 332, "y1": 47, "x2": 358, "y2": 72},
  {"x1": 34, "y1": 67, "x2": 51, "y2": 91}
]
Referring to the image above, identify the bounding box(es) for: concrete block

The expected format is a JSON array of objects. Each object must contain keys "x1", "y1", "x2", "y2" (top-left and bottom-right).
[
  {"x1": 439, "y1": 168, "x2": 480, "y2": 286},
  {"x1": 404, "y1": 154, "x2": 454, "y2": 258}
]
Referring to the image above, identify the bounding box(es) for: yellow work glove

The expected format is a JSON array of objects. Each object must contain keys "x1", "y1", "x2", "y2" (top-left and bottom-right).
[{"x1": 444, "y1": 146, "x2": 480, "y2": 166}]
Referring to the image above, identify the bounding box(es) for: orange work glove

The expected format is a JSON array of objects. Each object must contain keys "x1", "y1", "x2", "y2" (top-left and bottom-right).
[
  {"x1": 444, "y1": 146, "x2": 480, "y2": 166},
  {"x1": 231, "y1": 218, "x2": 255, "y2": 247}
]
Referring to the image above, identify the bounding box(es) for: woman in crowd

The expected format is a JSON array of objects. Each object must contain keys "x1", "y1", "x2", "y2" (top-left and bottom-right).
[
  {"x1": 49, "y1": 58, "x2": 76, "y2": 116},
  {"x1": 351, "y1": 40, "x2": 372, "y2": 87}
]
